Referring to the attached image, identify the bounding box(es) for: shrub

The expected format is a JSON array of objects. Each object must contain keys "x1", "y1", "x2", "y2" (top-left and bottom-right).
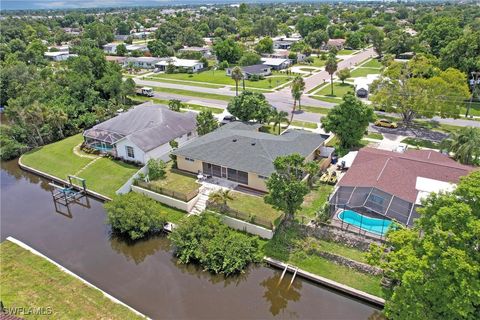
[
  {"x1": 104, "y1": 193, "x2": 167, "y2": 240},
  {"x1": 218, "y1": 60, "x2": 229, "y2": 70},
  {"x1": 147, "y1": 158, "x2": 166, "y2": 180},
  {"x1": 169, "y1": 213, "x2": 261, "y2": 275}
]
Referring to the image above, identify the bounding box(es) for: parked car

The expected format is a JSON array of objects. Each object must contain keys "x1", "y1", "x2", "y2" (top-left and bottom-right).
[
  {"x1": 220, "y1": 115, "x2": 237, "y2": 125},
  {"x1": 375, "y1": 119, "x2": 398, "y2": 128}
]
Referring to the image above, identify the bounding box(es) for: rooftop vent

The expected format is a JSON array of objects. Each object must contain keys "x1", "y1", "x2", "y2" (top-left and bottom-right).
[
  {"x1": 232, "y1": 139, "x2": 237, "y2": 142},
  {"x1": 251, "y1": 142, "x2": 256, "y2": 146}
]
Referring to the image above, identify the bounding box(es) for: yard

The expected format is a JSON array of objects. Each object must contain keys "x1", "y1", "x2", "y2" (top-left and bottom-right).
[
  {"x1": 316, "y1": 82, "x2": 354, "y2": 98},
  {"x1": 297, "y1": 183, "x2": 335, "y2": 222},
  {"x1": 350, "y1": 67, "x2": 382, "y2": 78},
  {"x1": 21, "y1": 134, "x2": 139, "y2": 198},
  {"x1": 361, "y1": 58, "x2": 383, "y2": 68},
  {"x1": 337, "y1": 49, "x2": 357, "y2": 55},
  {"x1": 262, "y1": 224, "x2": 384, "y2": 297},
  {"x1": 225, "y1": 191, "x2": 284, "y2": 228},
  {"x1": 150, "y1": 69, "x2": 292, "y2": 89},
  {"x1": 0, "y1": 241, "x2": 144, "y2": 320},
  {"x1": 150, "y1": 85, "x2": 232, "y2": 102},
  {"x1": 147, "y1": 163, "x2": 200, "y2": 198}
]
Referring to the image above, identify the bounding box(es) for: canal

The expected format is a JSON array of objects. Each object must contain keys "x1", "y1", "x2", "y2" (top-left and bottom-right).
[{"x1": 1, "y1": 160, "x2": 380, "y2": 319}]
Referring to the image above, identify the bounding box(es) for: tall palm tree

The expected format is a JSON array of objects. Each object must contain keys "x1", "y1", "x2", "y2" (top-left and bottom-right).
[
  {"x1": 208, "y1": 189, "x2": 234, "y2": 211},
  {"x1": 231, "y1": 66, "x2": 243, "y2": 96},
  {"x1": 290, "y1": 76, "x2": 305, "y2": 123},
  {"x1": 325, "y1": 56, "x2": 338, "y2": 96},
  {"x1": 270, "y1": 109, "x2": 289, "y2": 135},
  {"x1": 443, "y1": 127, "x2": 480, "y2": 165}
]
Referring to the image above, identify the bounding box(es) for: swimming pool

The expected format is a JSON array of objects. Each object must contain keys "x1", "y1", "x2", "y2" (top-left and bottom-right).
[{"x1": 338, "y1": 210, "x2": 392, "y2": 236}]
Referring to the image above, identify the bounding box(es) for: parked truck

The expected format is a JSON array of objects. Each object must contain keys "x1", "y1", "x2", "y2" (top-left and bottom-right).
[{"x1": 136, "y1": 86, "x2": 154, "y2": 97}]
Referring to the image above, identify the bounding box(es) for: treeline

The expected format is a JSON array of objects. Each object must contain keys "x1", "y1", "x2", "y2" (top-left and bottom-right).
[{"x1": 0, "y1": 40, "x2": 136, "y2": 160}]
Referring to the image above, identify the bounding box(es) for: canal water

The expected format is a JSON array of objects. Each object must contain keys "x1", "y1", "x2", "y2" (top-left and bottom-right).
[{"x1": 0, "y1": 160, "x2": 380, "y2": 319}]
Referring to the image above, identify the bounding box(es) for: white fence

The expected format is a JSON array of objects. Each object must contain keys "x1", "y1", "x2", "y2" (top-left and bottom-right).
[
  {"x1": 131, "y1": 185, "x2": 198, "y2": 212},
  {"x1": 214, "y1": 213, "x2": 275, "y2": 239}
]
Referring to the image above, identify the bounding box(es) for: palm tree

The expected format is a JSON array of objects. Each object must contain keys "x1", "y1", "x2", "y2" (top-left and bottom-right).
[
  {"x1": 325, "y1": 56, "x2": 338, "y2": 96},
  {"x1": 270, "y1": 109, "x2": 289, "y2": 135},
  {"x1": 231, "y1": 66, "x2": 243, "y2": 96},
  {"x1": 290, "y1": 76, "x2": 305, "y2": 123},
  {"x1": 443, "y1": 127, "x2": 480, "y2": 165},
  {"x1": 208, "y1": 189, "x2": 234, "y2": 211}
]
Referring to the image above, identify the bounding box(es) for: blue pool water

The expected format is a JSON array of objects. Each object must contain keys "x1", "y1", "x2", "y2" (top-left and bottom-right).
[{"x1": 338, "y1": 210, "x2": 392, "y2": 236}]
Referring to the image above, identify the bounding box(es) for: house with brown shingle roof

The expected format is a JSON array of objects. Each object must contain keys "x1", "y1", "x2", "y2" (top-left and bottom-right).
[{"x1": 330, "y1": 148, "x2": 474, "y2": 226}]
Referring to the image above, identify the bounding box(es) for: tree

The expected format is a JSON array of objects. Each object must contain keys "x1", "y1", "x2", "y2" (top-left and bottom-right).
[
  {"x1": 83, "y1": 22, "x2": 114, "y2": 47},
  {"x1": 321, "y1": 93, "x2": 374, "y2": 149},
  {"x1": 369, "y1": 171, "x2": 480, "y2": 320},
  {"x1": 168, "y1": 99, "x2": 183, "y2": 112},
  {"x1": 420, "y1": 17, "x2": 462, "y2": 56},
  {"x1": 255, "y1": 37, "x2": 274, "y2": 54},
  {"x1": 147, "y1": 39, "x2": 172, "y2": 57},
  {"x1": 116, "y1": 43, "x2": 127, "y2": 56},
  {"x1": 196, "y1": 110, "x2": 218, "y2": 136},
  {"x1": 253, "y1": 17, "x2": 277, "y2": 37},
  {"x1": 238, "y1": 51, "x2": 261, "y2": 67},
  {"x1": 290, "y1": 76, "x2": 305, "y2": 122},
  {"x1": 337, "y1": 68, "x2": 351, "y2": 84},
  {"x1": 179, "y1": 27, "x2": 204, "y2": 47},
  {"x1": 440, "y1": 30, "x2": 480, "y2": 74},
  {"x1": 116, "y1": 21, "x2": 131, "y2": 35},
  {"x1": 121, "y1": 78, "x2": 136, "y2": 103},
  {"x1": 371, "y1": 58, "x2": 470, "y2": 124},
  {"x1": 104, "y1": 193, "x2": 167, "y2": 240},
  {"x1": 230, "y1": 66, "x2": 243, "y2": 96},
  {"x1": 345, "y1": 32, "x2": 364, "y2": 50},
  {"x1": 169, "y1": 212, "x2": 260, "y2": 275},
  {"x1": 370, "y1": 28, "x2": 385, "y2": 57},
  {"x1": 269, "y1": 109, "x2": 289, "y2": 135},
  {"x1": 227, "y1": 91, "x2": 272, "y2": 123},
  {"x1": 441, "y1": 127, "x2": 480, "y2": 165},
  {"x1": 147, "y1": 158, "x2": 166, "y2": 180},
  {"x1": 384, "y1": 30, "x2": 417, "y2": 57},
  {"x1": 325, "y1": 56, "x2": 338, "y2": 96},
  {"x1": 304, "y1": 161, "x2": 320, "y2": 188},
  {"x1": 306, "y1": 30, "x2": 328, "y2": 52},
  {"x1": 265, "y1": 154, "x2": 310, "y2": 220},
  {"x1": 25, "y1": 39, "x2": 46, "y2": 65},
  {"x1": 208, "y1": 189, "x2": 233, "y2": 211},
  {"x1": 296, "y1": 15, "x2": 329, "y2": 38},
  {"x1": 213, "y1": 38, "x2": 242, "y2": 64}
]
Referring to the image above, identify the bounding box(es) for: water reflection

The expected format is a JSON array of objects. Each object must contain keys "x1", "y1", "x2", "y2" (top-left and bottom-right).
[
  {"x1": 1, "y1": 159, "x2": 53, "y2": 192},
  {"x1": 261, "y1": 271, "x2": 302, "y2": 317},
  {"x1": 110, "y1": 233, "x2": 170, "y2": 264}
]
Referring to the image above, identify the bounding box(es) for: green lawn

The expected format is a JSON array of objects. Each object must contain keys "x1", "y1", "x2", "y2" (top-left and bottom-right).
[
  {"x1": 350, "y1": 67, "x2": 382, "y2": 78},
  {"x1": 262, "y1": 224, "x2": 384, "y2": 297},
  {"x1": 150, "y1": 85, "x2": 232, "y2": 102},
  {"x1": 310, "y1": 95, "x2": 343, "y2": 104},
  {"x1": 150, "y1": 70, "x2": 291, "y2": 89},
  {"x1": 302, "y1": 105, "x2": 331, "y2": 115},
  {"x1": 317, "y1": 82, "x2": 354, "y2": 98},
  {"x1": 231, "y1": 87, "x2": 274, "y2": 94},
  {"x1": 365, "y1": 132, "x2": 384, "y2": 140},
  {"x1": 148, "y1": 163, "x2": 200, "y2": 195},
  {"x1": 0, "y1": 241, "x2": 144, "y2": 320},
  {"x1": 361, "y1": 59, "x2": 383, "y2": 68},
  {"x1": 290, "y1": 120, "x2": 318, "y2": 129},
  {"x1": 297, "y1": 184, "x2": 334, "y2": 221},
  {"x1": 337, "y1": 49, "x2": 357, "y2": 55},
  {"x1": 402, "y1": 137, "x2": 440, "y2": 149},
  {"x1": 460, "y1": 101, "x2": 480, "y2": 117},
  {"x1": 130, "y1": 95, "x2": 224, "y2": 114},
  {"x1": 226, "y1": 191, "x2": 284, "y2": 227},
  {"x1": 144, "y1": 76, "x2": 225, "y2": 89},
  {"x1": 21, "y1": 134, "x2": 139, "y2": 198}
]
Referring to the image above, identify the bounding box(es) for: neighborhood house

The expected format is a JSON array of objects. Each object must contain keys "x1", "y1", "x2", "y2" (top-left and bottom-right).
[
  {"x1": 83, "y1": 103, "x2": 197, "y2": 164},
  {"x1": 124, "y1": 57, "x2": 162, "y2": 69},
  {"x1": 330, "y1": 148, "x2": 473, "y2": 226},
  {"x1": 226, "y1": 64, "x2": 272, "y2": 78},
  {"x1": 155, "y1": 57, "x2": 204, "y2": 72},
  {"x1": 172, "y1": 122, "x2": 327, "y2": 192},
  {"x1": 260, "y1": 58, "x2": 291, "y2": 70}
]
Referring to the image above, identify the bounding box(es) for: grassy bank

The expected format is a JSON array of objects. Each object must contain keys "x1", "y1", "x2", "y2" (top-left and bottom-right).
[
  {"x1": 262, "y1": 224, "x2": 384, "y2": 297},
  {"x1": 150, "y1": 85, "x2": 233, "y2": 102},
  {"x1": 0, "y1": 241, "x2": 144, "y2": 319},
  {"x1": 21, "y1": 134, "x2": 138, "y2": 198}
]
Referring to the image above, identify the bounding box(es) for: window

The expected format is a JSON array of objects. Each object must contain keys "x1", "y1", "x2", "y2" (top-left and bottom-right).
[
  {"x1": 126, "y1": 146, "x2": 135, "y2": 158},
  {"x1": 185, "y1": 157, "x2": 195, "y2": 162},
  {"x1": 258, "y1": 175, "x2": 268, "y2": 180},
  {"x1": 370, "y1": 194, "x2": 384, "y2": 205}
]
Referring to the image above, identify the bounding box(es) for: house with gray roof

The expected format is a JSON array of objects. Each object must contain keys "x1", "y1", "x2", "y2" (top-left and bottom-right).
[
  {"x1": 172, "y1": 122, "x2": 326, "y2": 192},
  {"x1": 226, "y1": 64, "x2": 272, "y2": 79},
  {"x1": 83, "y1": 103, "x2": 197, "y2": 164}
]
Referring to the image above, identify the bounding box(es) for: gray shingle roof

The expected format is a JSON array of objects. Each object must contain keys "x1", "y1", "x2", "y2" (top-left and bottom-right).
[
  {"x1": 173, "y1": 122, "x2": 325, "y2": 176},
  {"x1": 84, "y1": 103, "x2": 196, "y2": 152}
]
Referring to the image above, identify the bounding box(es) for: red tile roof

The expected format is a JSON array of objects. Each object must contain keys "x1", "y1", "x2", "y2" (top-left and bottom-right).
[{"x1": 338, "y1": 148, "x2": 474, "y2": 203}]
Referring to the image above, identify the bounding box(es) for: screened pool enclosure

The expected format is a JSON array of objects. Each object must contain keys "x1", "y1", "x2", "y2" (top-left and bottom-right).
[{"x1": 330, "y1": 186, "x2": 420, "y2": 227}]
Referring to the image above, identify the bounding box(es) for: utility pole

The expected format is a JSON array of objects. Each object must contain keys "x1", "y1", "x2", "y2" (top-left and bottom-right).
[{"x1": 466, "y1": 71, "x2": 480, "y2": 118}]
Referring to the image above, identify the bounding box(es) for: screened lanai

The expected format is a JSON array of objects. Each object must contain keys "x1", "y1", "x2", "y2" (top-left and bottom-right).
[{"x1": 330, "y1": 186, "x2": 420, "y2": 226}]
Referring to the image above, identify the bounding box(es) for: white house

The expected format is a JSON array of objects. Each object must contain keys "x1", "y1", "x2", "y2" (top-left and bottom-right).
[
  {"x1": 83, "y1": 103, "x2": 197, "y2": 164},
  {"x1": 155, "y1": 57, "x2": 204, "y2": 73},
  {"x1": 103, "y1": 43, "x2": 118, "y2": 54},
  {"x1": 125, "y1": 44, "x2": 149, "y2": 52},
  {"x1": 44, "y1": 51, "x2": 77, "y2": 61},
  {"x1": 260, "y1": 58, "x2": 290, "y2": 70},
  {"x1": 124, "y1": 57, "x2": 162, "y2": 69}
]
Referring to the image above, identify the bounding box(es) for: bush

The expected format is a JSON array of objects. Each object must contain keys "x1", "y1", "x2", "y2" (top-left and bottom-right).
[
  {"x1": 147, "y1": 158, "x2": 166, "y2": 180},
  {"x1": 169, "y1": 213, "x2": 261, "y2": 275},
  {"x1": 104, "y1": 193, "x2": 167, "y2": 240},
  {"x1": 218, "y1": 60, "x2": 229, "y2": 70},
  {"x1": 0, "y1": 130, "x2": 28, "y2": 160}
]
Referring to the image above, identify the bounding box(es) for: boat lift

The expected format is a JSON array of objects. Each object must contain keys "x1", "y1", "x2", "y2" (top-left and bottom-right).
[
  {"x1": 50, "y1": 175, "x2": 88, "y2": 207},
  {"x1": 278, "y1": 263, "x2": 299, "y2": 288}
]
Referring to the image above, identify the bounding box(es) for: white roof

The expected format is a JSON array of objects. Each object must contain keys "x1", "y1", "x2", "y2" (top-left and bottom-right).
[
  {"x1": 354, "y1": 74, "x2": 380, "y2": 91},
  {"x1": 44, "y1": 51, "x2": 70, "y2": 57},
  {"x1": 261, "y1": 58, "x2": 290, "y2": 66},
  {"x1": 125, "y1": 44, "x2": 147, "y2": 51},
  {"x1": 338, "y1": 151, "x2": 358, "y2": 168},
  {"x1": 415, "y1": 177, "x2": 456, "y2": 204},
  {"x1": 155, "y1": 57, "x2": 202, "y2": 68}
]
